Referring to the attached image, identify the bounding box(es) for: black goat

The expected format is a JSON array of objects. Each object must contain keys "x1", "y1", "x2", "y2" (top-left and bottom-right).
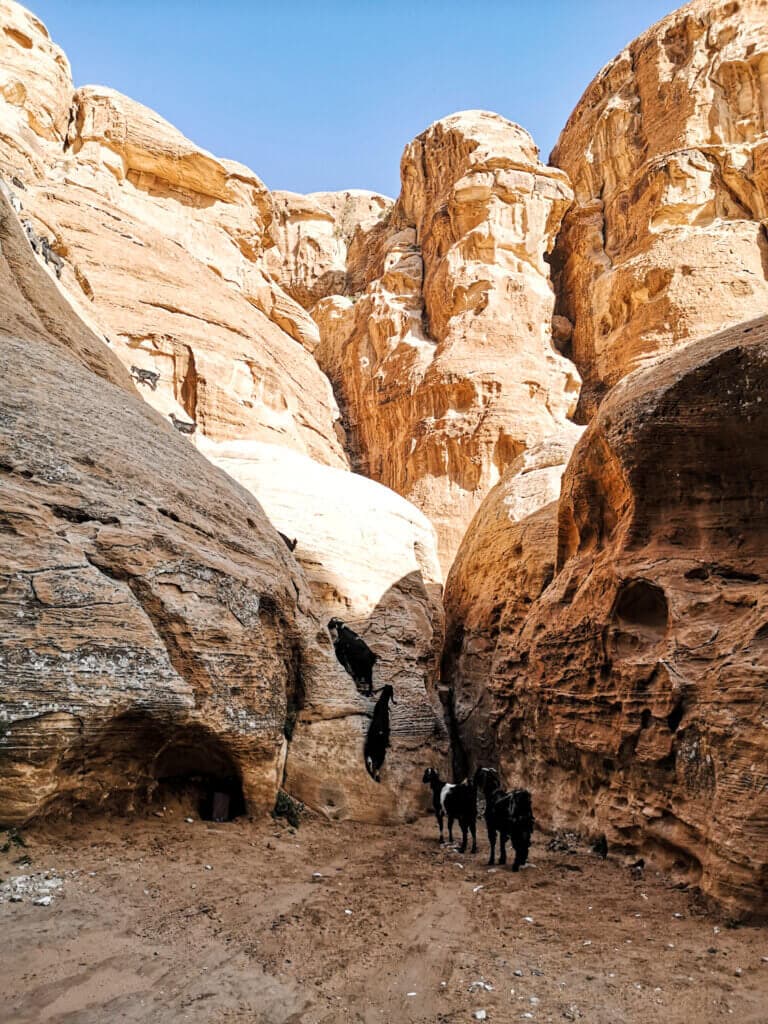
[
  {"x1": 328, "y1": 617, "x2": 378, "y2": 696},
  {"x1": 364, "y1": 684, "x2": 396, "y2": 782},
  {"x1": 422, "y1": 768, "x2": 477, "y2": 853},
  {"x1": 474, "y1": 767, "x2": 534, "y2": 870}
]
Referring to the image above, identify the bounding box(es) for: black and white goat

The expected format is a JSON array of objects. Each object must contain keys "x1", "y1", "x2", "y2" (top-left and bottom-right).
[
  {"x1": 474, "y1": 767, "x2": 534, "y2": 870},
  {"x1": 364, "y1": 684, "x2": 396, "y2": 782},
  {"x1": 328, "y1": 618, "x2": 378, "y2": 696},
  {"x1": 422, "y1": 768, "x2": 477, "y2": 853}
]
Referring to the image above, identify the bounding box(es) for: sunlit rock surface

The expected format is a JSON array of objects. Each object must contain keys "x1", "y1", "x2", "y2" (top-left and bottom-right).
[{"x1": 551, "y1": 0, "x2": 768, "y2": 419}]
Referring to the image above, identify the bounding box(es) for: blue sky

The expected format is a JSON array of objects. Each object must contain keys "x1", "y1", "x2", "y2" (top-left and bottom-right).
[{"x1": 30, "y1": 1, "x2": 677, "y2": 197}]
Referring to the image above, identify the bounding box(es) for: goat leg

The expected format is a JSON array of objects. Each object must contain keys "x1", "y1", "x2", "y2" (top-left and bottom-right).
[
  {"x1": 487, "y1": 828, "x2": 496, "y2": 866},
  {"x1": 438, "y1": 811, "x2": 445, "y2": 843},
  {"x1": 512, "y1": 833, "x2": 530, "y2": 871},
  {"x1": 448, "y1": 815, "x2": 455, "y2": 846},
  {"x1": 499, "y1": 833, "x2": 507, "y2": 866},
  {"x1": 458, "y1": 824, "x2": 468, "y2": 854},
  {"x1": 470, "y1": 820, "x2": 477, "y2": 854}
]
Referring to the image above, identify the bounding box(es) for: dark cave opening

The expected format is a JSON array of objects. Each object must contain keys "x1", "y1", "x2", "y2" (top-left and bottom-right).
[{"x1": 153, "y1": 730, "x2": 246, "y2": 822}]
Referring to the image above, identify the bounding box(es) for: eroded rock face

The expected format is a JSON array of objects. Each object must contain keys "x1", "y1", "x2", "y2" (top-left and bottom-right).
[
  {"x1": 551, "y1": 0, "x2": 768, "y2": 419},
  {"x1": 311, "y1": 111, "x2": 580, "y2": 572},
  {"x1": 0, "y1": 187, "x2": 344, "y2": 824},
  {"x1": 445, "y1": 318, "x2": 768, "y2": 915},
  {"x1": 200, "y1": 439, "x2": 448, "y2": 822},
  {"x1": 0, "y1": 5, "x2": 346, "y2": 468},
  {"x1": 264, "y1": 189, "x2": 392, "y2": 311}
]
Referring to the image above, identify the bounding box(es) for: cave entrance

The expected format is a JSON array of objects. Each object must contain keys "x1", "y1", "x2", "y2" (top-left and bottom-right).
[{"x1": 152, "y1": 728, "x2": 246, "y2": 822}]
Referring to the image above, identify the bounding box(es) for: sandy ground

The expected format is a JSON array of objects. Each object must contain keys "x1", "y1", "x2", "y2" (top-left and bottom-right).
[{"x1": 1, "y1": 808, "x2": 767, "y2": 1024}]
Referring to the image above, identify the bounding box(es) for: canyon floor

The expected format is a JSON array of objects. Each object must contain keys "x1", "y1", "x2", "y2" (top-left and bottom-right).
[{"x1": 1, "y1": 810, "x2": 766, "y2": 1024}]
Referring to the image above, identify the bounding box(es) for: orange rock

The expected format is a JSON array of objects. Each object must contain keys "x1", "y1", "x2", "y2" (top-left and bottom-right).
[
  {"x1": 0, "y1": 186, "x2": 344, "y2": 823},
  {"x1": 312, "y1": 111, "x2": 580, "y2": 572},
  {"x1": 551, "y1": 0, "x2": 768, "y2": 419}
]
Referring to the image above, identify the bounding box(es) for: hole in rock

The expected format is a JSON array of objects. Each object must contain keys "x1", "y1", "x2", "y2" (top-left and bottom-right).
[
  {"x1": 614, "y1": 579, "x2": 668, "y2": 633},
  {"x1": 153, "y1": 729, "x2": 246, "y2": 822},
  {"x1": 667, "y1": 700, "x2": 685, "y2": 734}
]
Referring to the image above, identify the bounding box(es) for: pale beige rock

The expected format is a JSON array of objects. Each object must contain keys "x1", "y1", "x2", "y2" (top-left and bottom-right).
[
  {"x1": 0, "y1": 13, "x2": 347, "y2": 468},
  {"x1": 551, "y1": 0, "x2": 768, "y2": 418},
  {"x1": 265, "y1": 189, "x2": 392, "y2": 310},
  {"x1": 312, "y1": 111, "x2": 580, "y2": 572},
  {"x1": 0, "y1": 0, "x2": 70, "y2": 155},
  {"x1": 200, "y1": 439, "x2": 449, "y2": 820}
]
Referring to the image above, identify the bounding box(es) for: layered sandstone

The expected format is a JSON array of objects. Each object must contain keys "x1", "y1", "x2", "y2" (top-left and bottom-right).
[
  {"x1": 444, "y1": 317, "x2": 768, "y2": 915},
  {"x1": 309, "y1": 112, "x2": 580, "y2": 571},
  {"x1": 0, "y1": 5, "x2": 345, "y2": 467},
  {"x1": 265, "y1": 189, "x2": 392, "y2": 310},
  {"x1": 0, "y1": 0, "x2": 448, "y2": 824},
  {"x1": 551, "y1": 0, "x2": 768, "y2": 419},
  {"x1": 0, "y1": 186, "x2": 343, "y2": 823}
]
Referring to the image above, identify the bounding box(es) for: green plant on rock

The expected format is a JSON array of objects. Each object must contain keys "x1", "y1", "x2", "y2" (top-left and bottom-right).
[{"x1": 273, "y1": 790, "x2": 303, "y2": 829}]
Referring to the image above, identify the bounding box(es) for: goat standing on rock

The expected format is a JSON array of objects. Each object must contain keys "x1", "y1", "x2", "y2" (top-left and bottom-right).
[
  {"x1": 328, "y1": 618, "x2": 378, "y2": 696},
  {"x1": 364, "y1": 684, "x2": 396, "y2": 782},
  {"x1": 422, "y1": 768, "x2": 477, "y2": 853},
  {"x1": 474, "y1": 767, "x2": 534, "y2": 870}
]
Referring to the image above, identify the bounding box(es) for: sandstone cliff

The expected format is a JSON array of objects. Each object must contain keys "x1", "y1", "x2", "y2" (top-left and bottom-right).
[
  {"x1": 0, "y1": 2, "x2": 346, "y2": 466},
  {"x1": 302, "y1": 112, "x2": 581, "y2": 572},
  {"x1": 264, "y1": 189, "x2": 392, "y2": 311},
  {"x1": 442, "y1": 425, "x2": 583, "y2": 769},
  {"x1": 0, "y1": 0, "x2": 447, "y2": 824},
  {"x1": 551, "y1": 0, "x2": 768, "y2": 419},
  {"x1": 444, "y1": 316, "x2": 768, "y2": 915},
  {"x1": 201, "y1": 439, "x2": 448, "y2": 822},
  {"x1": 0, "y1": 185, "x2": 344, "y2": 823}
]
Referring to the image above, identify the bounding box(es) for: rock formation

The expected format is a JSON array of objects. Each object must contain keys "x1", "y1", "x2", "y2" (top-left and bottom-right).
[
  {"x1": 0, "y1": 0, "x2": 448, "y2": 824},
  {"x1": 551, "y1": 0, "x2": 768, "y2": 419},
  {"x1": 264, "y1": 189, "x2": 392, "y2": 311},
  {"x1": 0, "y1": 185, "x2": 343, "y2": 823},
  {"x1": 200, "y1": 438, "x2": 448, "y2": 821},
  {"x1": 0, "y1": 4, "x2": 346, "y2": 467},
  {"x1": 297, "y1": 111, "x2": 581, "y2": 572},
  {"x1": 444, "y1": 317, "x2": 768, "y2": 916}
]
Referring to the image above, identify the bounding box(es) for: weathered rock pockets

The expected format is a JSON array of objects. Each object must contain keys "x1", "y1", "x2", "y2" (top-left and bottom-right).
[
  {"x1": 550, "y1": 0, "x2": 768, "y2": 420},
  {"x1": 302, "y1": 111, "x2": 581, "y2": 573},
  {"x1": 444, "y1": 318, "x2": 768, "y2": 916}
]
